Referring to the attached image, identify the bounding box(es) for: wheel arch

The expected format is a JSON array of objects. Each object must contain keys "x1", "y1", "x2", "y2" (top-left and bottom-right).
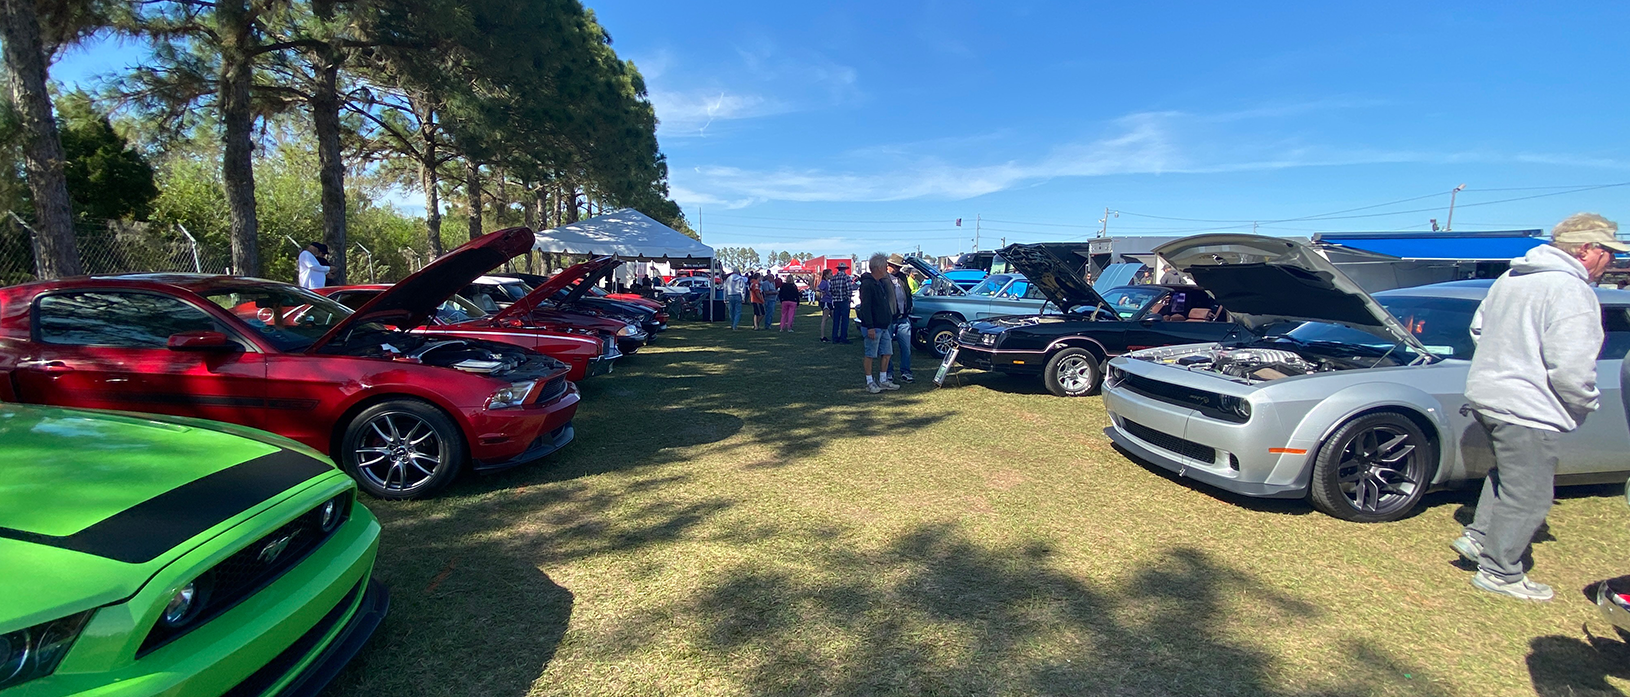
[
  {"x1": 327, "y1": 389, "x2": 473, "y2": 463},
  {"x1": 1296, "y1": 387, "x2": 1450, "y2": 487},
  {"x1": 929, "y1": 311, "x2": 968, "y2": 326},
  {"x1": 1044, "y1": 336, "x2": 1109, "y2": 362}
]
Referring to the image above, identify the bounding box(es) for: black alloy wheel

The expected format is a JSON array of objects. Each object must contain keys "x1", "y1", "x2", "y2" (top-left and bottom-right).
[
  {"x1": 1308, "y1": 412, "x2": 1432, "y2": 522},
  {"x1": 926, "y1": 320, "x2": 958, "y2": 358},
  {"x1": 340, "y1": 400, "x2": 465, "y2": 500}
]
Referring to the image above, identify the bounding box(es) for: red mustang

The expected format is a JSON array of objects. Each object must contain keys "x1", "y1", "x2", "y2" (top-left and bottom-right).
[
  {"x1": 316, "y1": 285, "x2": 620, "y2": 382},
  {"x1": 461, "y1": 259, "x2": 651, "y2": 354},
  {"x1": 0, "y1": 227, "x2": 578, "y2": 500}
]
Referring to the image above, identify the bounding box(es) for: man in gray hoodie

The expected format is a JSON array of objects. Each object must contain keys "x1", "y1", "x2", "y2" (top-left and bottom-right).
[{"x1": 1453, "y1": 213, "x2": 1627, "y2": 601}]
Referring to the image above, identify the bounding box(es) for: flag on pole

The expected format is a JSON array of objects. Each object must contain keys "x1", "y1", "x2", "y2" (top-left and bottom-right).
[{"x1": 955, "y1": 218, "x2": 962, "y2": 227}]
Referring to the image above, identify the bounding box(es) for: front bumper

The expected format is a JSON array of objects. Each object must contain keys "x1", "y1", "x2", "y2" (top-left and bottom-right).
[
  {"x1": 231, "y1": 578, "x2": 388, "y2": 697},
  {"x1": 585, "y1": 354, "x2": 617, "y2": 378},
  {"x1": 473, "y1": 422, "x2": 575, "y2": 473},
  {"x1": 1597, "y1": 578, "x2": 1630, "y2": 634},
  {"x1": 465, "y1": 382, "x2": 581, "y2": 466},
  {"x1": 954, "y1": 345, "x2": 1044, "y2": 374},
  {"x1": 1103, "y1": 382, "x2": 1308, "y2": 499}
]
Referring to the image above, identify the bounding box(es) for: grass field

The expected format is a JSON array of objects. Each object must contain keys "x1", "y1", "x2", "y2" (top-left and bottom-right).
[{"x1": 327, "y1": 310, "x2": 1630, "y2": 697}]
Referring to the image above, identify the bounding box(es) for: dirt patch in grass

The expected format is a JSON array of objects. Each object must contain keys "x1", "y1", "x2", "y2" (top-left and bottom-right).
[{"x1": 326, "y1": 312, "x2": 1630, "y2": 697}]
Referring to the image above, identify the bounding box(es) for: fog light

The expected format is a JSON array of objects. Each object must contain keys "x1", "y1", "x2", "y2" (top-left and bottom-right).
[
  {"x1": 162, "y1": 583, "x2": 197, "y2": 627},
  {"x1": 319, "y1": 497, "x2": 342, "y2": 532}
]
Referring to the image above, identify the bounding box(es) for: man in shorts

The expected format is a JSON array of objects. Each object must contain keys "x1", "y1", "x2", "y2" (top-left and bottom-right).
[{"x1": 858, "y1": 253, "x2": 900, "y2": 393}]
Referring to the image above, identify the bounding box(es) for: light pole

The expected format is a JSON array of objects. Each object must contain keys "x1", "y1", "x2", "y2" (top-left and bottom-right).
[{"x1": 1445, "y1": 184, "x2": 1466, "y2": 232}]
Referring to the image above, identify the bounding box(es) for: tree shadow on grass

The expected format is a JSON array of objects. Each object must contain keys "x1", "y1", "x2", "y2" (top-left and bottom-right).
[{"x1": 600, "y1": 521, "x2": 1448, "y2": 697}]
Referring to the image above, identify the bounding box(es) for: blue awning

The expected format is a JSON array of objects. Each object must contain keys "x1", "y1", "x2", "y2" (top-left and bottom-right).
[{"x1": 1317, "y1": 232, "x2": 1544, "y2": 261}]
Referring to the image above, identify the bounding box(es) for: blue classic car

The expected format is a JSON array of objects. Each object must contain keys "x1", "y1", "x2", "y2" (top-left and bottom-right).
[{"x1": 900, "y1": 257, "x2": 1052, "y2": 357}]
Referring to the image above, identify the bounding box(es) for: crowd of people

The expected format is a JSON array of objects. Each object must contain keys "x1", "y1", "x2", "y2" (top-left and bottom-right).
[{"x1": 720, "y1": 252, "x2": 924, "y2": 394}]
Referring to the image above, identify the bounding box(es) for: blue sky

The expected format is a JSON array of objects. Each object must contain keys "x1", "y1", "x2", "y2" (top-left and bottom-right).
[{"x1": 52, "y1": 2, "x2": 1630, "y2": 257}]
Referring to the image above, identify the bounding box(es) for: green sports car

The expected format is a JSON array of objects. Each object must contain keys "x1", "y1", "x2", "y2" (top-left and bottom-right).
[{"x1": 0, "y1": 404, "x2": 387, "y2": 696}]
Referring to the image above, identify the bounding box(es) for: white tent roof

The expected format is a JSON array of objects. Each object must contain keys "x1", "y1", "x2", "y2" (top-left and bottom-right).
[{"x1": 532, "y1": 208, "x2": 713, "y2": 260}]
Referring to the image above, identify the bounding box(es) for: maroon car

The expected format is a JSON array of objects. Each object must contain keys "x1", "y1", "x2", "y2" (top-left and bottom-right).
[
  {"x1": 463, "y1": 258, "x2": 651, "y2": 354},
  {"x1": 0, "y1": 227, "x2": 579, "y2": 499}
]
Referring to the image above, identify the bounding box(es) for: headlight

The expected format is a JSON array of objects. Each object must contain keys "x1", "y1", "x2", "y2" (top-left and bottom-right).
[
  {"x1": 616, "y1": 325, "x2": 638, "y2": 337},
  {"x1": 487, "y1": 380, "x2": 537, "y2": 409},
  {"x1": 0, "y1": 610, "x2": 93, "y2": 689},
  {"x1": 981, "y1": 333, "x2": 997, "y2": 346},
  {"x1": 1219, "y1": 395, "x2": 1252, "y2": 421},
  {"x1": 161, "y1": 582, "x2": 199, "y2": 627}
]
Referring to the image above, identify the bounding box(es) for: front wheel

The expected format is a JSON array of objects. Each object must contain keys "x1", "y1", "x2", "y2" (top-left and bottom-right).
[
  {"x1": 340, "y1": 400, "x2": 466, "y2": 500},
  {"x1": 925, "y1": 320, "x2": 958, "y2": 358},
  {"x1": 1307, "y1": 412, "x2": 1432, "y2": 522},
  {"x1": 1043, "y1": 347, "x2": 1102, "y2": 397}
]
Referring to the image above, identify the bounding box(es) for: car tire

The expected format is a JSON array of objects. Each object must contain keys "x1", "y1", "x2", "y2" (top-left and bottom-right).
[
  {"x1": 1042, "y1": 347, "x2": 1102, "y2": 397},
  {"x1": 340, "y1": 400, "x2": 466, "y2": 500},
  {"x1": 926, "y1": 320, "x2": 958, "y2": 358},
  {"x1": 1307, "y1": 412, "x2": 1432, "y2": 523}
]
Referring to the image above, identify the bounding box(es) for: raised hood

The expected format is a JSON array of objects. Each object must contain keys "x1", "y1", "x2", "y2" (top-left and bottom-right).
[
  {"x1": 1154, "y1": 234, "x2": 1430, "y2": 354},
  {"x1": 493, "y1": 256, "x2": 618, "y2": 322},
  {"x1": 313, "y1": 227, "x2": 534, "y2": 351},
  {"x1": 900, "y1": 256, "x2": 965, "y2": 296},
  {"x1": 998, "y1": 243, "x2": 1112, "y2": 315}
]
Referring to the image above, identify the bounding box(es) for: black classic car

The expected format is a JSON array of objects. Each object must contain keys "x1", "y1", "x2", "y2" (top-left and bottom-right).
[{"x1": 950, "y1": 243, "x2": 1243, "y2": 397}]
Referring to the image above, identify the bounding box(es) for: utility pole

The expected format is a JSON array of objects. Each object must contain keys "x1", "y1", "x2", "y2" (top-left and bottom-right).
[
  {"x1": 974, "y1": 214, "x2": 981, "y2": 251},
  {"x1": 1252, "y1": 221, "x2": 1259, "y2": 234},
  {"x1": 1097, "y1": 207, "x2": 1118, "y2": 238},
  {"x1": 1445, "y1": 184, "x2": 1466, "y2": 232}
]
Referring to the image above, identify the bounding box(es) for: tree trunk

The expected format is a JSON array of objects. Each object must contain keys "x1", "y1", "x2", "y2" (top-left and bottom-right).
[
  {"x1": 312, "y1": 47, "x2": 346, "y2": 283},
  {"x1": 495, "y1": 169, "x2": 510, "y2": 229},
  {"x1": 521, "y1": 180, "x2": 536, "y2": 231},
  {"x1": 464, "y1": 159, "x2": 482, "y2": 241},
  {"x1": 0, "y1": 0, "x2": 81, "y2": 278},
  {"x1": 217, "y1": 0, "x2": 260, "y2": 276},
  {"x1": 420, "y1": 152, "x2": 442, "y2": 256}
]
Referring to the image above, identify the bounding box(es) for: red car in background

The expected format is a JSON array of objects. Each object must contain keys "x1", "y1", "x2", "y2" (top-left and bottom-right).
[
  {"x1": 462, "y1": 259, "x2": 651, "y2": 354},
  {"x1": 494, "y1": 272, "x2": 667, "y2": 311},
  {"x1": 317, "y1": 284, "x2": 620, "y2": 381},
  {"x1": 0, "y1": 227, "x2": 579, "y2": 500}
]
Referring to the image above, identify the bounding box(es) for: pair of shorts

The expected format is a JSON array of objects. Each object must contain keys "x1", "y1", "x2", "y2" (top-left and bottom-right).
[
  {"x1": 751, "y1": 302, "x2": 765, "y2": 316},
  {"x1": 863, "y1": 327, "x2": 894, "y2": 358}
]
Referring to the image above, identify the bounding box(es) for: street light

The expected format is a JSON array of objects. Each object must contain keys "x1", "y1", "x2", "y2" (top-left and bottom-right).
[{"x1": 1445, "y1": 184, "x2": 1467, "y2": 232}]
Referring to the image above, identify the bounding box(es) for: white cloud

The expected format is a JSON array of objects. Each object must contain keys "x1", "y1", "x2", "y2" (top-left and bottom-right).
[{"x1": 649, "y1": 90, "x2": 789, "y2": 138}]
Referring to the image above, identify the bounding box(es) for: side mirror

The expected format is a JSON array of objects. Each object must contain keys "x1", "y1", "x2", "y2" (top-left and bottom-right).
[{"x1": 168, "y1": 330, "x2": 238, "y2": 351}]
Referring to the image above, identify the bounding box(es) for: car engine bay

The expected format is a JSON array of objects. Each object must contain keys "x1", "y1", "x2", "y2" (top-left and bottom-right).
[
  {"x1": 1128, "y1": 339, "x2": 1412, "y2": 383},
  {"x1": 325, "y1": 328, "x2": 564, "y2": 380}
]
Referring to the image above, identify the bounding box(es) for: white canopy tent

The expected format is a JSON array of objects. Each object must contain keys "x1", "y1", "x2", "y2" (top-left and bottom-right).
[
  {"x1": 533, "y1": 208, "x2": 720, "y2": 319},
  {"x1": 532, "y1": 208, "x2": 713, "y2": 260}
]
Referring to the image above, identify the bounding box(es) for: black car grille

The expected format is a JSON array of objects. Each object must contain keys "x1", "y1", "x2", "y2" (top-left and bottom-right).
[
  {"x1": 535, "y1": 375, "x2": 568, "y2": 403},
  {"x1": 958, "y1": 328, "x2": 983, "y2": 345},
  {"x1": 138, "y1": 495, "x2": 353, "y2": 657},
  {"x1": 1120, "y1": 373, "x2": 1247, "y2": 424},
  {"x1": 1122, "y1": 419, "x2": 1216, "y2": 464}
]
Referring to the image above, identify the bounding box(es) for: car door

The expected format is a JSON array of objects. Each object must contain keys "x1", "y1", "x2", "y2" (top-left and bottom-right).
[
  {"x1": 977, "y1": 279, "x2": 1046, "y2": 319},
  {"x1": 1556, "y1": 305, "x2": 1630, "y2": 476},
  {"x1": 15, "y1": 290, "x2": 267, "y2": 427}
]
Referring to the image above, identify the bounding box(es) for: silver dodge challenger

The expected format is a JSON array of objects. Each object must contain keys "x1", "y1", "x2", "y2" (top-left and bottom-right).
[{"x1": 1103, "y1": 234, "x2": 1630, "y2": 522}]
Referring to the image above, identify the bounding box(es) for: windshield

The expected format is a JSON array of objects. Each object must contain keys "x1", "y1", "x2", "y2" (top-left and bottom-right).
[
  {"x1": 968, "y1": 274, "x2": 1017, "y2": 297},
  {"x1": 201, "y1": 283, "x2": 358, "y2": 352},
  {"x1": 1105, "y1": 287, "x2": 1167, "y2": 319},
  {"x1": 1279, "y1": 295, "x2": 1480, "y2": 360}
]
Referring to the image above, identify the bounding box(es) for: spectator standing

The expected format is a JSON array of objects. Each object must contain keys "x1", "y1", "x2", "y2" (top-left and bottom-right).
[
  {"x1": 858, "y1": 253, "x2": 900, "y2": 393},
  {"x1": 1452, "y1": 213, "x2": 1627, "y2": 601},
  {"x1": 724, "y1": 270, "x2": 748, "y2": 330},
  {"x1": 818, "y1": 269, "x2": 834, "y2": 343},
  {"x1": 778, "y1": 277, "x2": 801, "y2": 331},
  {"x1": 747, "y1": 273, "x2": 766, "y2": 330},
  {"x1": 829, "y1": 263, "x2": 855, "y2": 344},
  {"x1": 297, "y1": 242, "x2": 331, "y2": 289},
  {"x1": 759, "y1": 273, "x2": 780, "y2": 329},
  {"x1": 885, "y1": 254, "x2": 916, "y2": 382}
]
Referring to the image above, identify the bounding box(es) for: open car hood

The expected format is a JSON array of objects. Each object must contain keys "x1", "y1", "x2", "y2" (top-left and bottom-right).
[
  {"x1": 563, "y1": 258, "x2": 624, "y2": 304},
  {"x1": 1154, "y1": 234, "x2": 1431, "y2": 355},
  {"x1": 998, "y1": 243, "x2": 1113, "y2": 315},
  {"x1": 312, "y1": 227, "x2": 533, "y2": 351},
  {"x1": 492, "y1": 256, "x2": 619, "y2": 322},
  {"x1": 899, "y1": 256, "x2": 965, "y2": 296}
]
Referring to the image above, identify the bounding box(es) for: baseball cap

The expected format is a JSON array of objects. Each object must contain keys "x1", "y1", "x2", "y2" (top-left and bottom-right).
[{"x1": 1553, "y1": 213, "x2": 1630, "y2": 252}]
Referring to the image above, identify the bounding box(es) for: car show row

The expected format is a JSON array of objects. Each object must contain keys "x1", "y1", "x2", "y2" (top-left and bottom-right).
[{"x1": 0, "y1": 227, "x2": 671, "y2": 695}]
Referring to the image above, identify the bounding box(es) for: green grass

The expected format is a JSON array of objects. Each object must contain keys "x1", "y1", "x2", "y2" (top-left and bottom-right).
[{"x1": 326, "y1": 310, "x2": 1630, "y2": 697}]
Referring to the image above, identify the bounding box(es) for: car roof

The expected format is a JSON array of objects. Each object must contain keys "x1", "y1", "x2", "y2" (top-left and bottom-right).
[{"x1": 1376, "y1": 278, "x2": 1630, "y2": 304}]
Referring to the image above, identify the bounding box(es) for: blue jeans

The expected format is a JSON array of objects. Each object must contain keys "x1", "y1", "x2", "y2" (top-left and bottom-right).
[
  {"x1": 727, "y1": 293, "x2": 743, "y2": 328},
  {"x1": 832, "y1": 301, "x2": 851, "y2": 342},
  {"x1": 892, "y1": 318, "x2": 913, "y2": 376}
]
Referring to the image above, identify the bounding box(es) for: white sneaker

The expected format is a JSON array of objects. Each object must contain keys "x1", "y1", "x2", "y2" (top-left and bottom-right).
[
  {"x1": 866, "y1": 381, "x2": 882, "y2": 394},
  {"x1": 1472, "y1": 571, "x2": 1553, "y2": 601},
  {"x1": 879, "y1": 379, "x2": 901, "y2": 390}
]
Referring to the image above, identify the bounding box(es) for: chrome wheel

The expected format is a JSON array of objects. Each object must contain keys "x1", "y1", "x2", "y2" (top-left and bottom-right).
[
  {"x1": 1055, "y1": 354, "x2": 1095, "y2": 393},
  {"x1": 353, "y1": 411, "x2": 444, "y2": 494},
  {"x1": 1335, "y1": 424, "x2": 1424, "y2": 516}
]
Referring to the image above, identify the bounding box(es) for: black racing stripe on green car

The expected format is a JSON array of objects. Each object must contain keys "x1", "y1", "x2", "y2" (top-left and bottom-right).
[{"x1": 0, "y1": 450, "x2": 333, "y2": 564}]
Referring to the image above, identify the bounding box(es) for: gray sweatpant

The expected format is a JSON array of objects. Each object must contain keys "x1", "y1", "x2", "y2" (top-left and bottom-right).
[{"x1": 1464, "y1": 411, "x2": 1558, "y2": 582}]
